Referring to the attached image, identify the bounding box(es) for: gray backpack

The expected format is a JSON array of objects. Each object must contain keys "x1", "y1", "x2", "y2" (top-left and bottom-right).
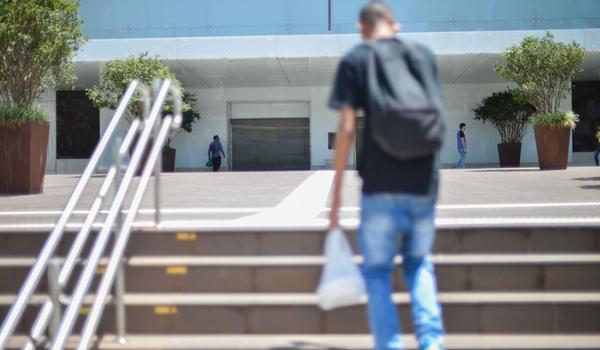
[{"x1": 365, "y1": 38, "x2": 445, "y2": 160}]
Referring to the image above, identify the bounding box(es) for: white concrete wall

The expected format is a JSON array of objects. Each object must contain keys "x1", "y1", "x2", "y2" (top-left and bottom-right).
[
  {"x1": 50, "y1": 82, "x2": 576, "y2": 174},
  {"x1": 173, "y1": 83, "x2": 569, "y2": 170},
  {"x1": 38, "y1": 90, "x2": 57, "y2": 174}
]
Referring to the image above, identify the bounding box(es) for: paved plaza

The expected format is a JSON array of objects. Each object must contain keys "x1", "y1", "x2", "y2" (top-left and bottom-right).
[{"x1": 0, "y1": 167, "x2": 599, "y2": 231}]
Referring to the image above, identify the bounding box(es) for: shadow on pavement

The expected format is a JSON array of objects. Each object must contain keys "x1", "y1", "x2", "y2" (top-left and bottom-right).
[
  {"x1": 469, "y1": 169, "x2": 540, "y2": 173},
  {"x1": 573, "y1": 176, "x2": 600, "y2": 181}
]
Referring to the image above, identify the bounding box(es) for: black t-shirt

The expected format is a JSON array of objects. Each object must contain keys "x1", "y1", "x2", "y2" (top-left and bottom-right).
[{"x1": 328, "y1": 38, "x2": 440, "y2": 195}]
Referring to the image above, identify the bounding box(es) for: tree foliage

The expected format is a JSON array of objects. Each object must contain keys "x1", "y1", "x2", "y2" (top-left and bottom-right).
[
  {"x1": 494, "y1": 32, "x2": 585, "y2": 115},
  {"x1": 87, "y1": 53, "x2": 195, "y2": 125},
  {"x1": 473, "y1": 89, "x2": 536, "y2": 144},
  {"x1": 0, "y1": 0, "x2": 85, "y2": 108}
]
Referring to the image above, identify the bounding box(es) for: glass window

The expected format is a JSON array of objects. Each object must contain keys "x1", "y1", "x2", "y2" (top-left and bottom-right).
[
  {"x1": 572, "y1": 81, "x2": 600, "y2": 152},
  {"x1": 56, "y1": 90, "x2": 100, "y2": 159}
]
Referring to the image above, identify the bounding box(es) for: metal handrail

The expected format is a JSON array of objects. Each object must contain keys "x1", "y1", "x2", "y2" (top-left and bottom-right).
[
  {"x1": 0, "y1": 81, "x2": 150, "y2": 350},
  {"x1": 49, "y1": 80, "x2": 182, "y2": 350},
  {"x1": 21, "y1": 118, "x2": 143, "y2": 350},
  {"x1": 80, "y1": 113, "x2": 181, "y2": 350}
]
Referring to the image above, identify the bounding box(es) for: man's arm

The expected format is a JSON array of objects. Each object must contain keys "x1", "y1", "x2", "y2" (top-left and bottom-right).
[
  {"x1": 461, "y1": 137, "x2": 466, "y2": 152},
  {"x1": 208, "y1": 144, "x2": 212, "y2": 159},
  {"x1": 329, "y1": 107, "x2": 356, "y2": 230}
]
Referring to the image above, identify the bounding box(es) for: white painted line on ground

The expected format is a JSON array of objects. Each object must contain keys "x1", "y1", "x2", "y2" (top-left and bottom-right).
[
  {"x1": 273, "y1": 170, "x2": 334, "y2": 217},
  {"x1": 231, "y1": 171, "x2": 335, "y2": 226},
  {"x1": 2, "y1": 215, "x2": 600, "y2": 231},
  {"x1": 5, "y1": 200, "x2": 600, "y2": 217},
  {"x1": 4, "y1": 254, "x2": 600, "y2": 267},
  {"x1": 336, "y1": 201, "x2": 600, "y2": 212},
  {"x1": 0, "y1": 207, "x2": 266, "y2": 216},
  {"x1": 436, "y1": 217, "x2": 600, "y2": 226},
  {"x1": 439, "y1": 201, "x2": 600, "y2": 210}
]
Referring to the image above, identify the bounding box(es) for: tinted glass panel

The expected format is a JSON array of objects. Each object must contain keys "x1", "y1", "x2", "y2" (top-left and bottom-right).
[
  {"x1": 572, "y1": 81, "x2": 600, "y2": 152},
  {"x1": 56, "y1": 91, "x2": 100, "y2": 159}
]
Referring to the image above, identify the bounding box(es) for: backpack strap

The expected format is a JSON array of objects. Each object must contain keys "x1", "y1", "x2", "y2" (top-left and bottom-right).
[{"x1": 400, "y1": 39, "x2": 443, "y2": 105}]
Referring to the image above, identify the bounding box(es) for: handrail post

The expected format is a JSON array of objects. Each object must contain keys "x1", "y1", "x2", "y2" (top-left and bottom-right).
[
  {"x1": 47, "y1": 259, "x2": 61, "y2": 343},
  {"x1": 154, "y1": 117, "x2": 162, "y2": 225},
  {"x1": 113, "y1": 138, "x2": 127, "y2": 344},
  {"x1": 152, "y1": 80, "x2": 162, "y2": 225},
  {"x1": 114, "y1": 258, "x2": 127, "y2": 345}
]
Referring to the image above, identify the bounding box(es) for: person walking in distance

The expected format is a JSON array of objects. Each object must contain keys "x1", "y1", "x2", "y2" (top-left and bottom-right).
[
  {"x1": 455, "y1": 123, "x2": 467, "y2": 168},
  {"x1": 328, "y1": 2, "x2": 446, "y2": 350},
  {"x1": 594, "y1": 126, "x2": 600, "y2": 166},
  {"x1": 208, "y1": 135, "x2": 226, "y2": 172}
]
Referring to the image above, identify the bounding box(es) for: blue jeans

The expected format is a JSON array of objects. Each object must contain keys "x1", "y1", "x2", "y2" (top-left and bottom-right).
[
  {"x1": 594, "y1": 145, "x2": 600, "y2": 166},
  {"x1": 455, "y1": 150, "x2": 466, "y2": 168},
  {"x1": 358, "y1": 194, "x2": 444, "y2": 350}
]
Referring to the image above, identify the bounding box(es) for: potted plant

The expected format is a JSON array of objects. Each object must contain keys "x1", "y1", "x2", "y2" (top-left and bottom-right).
[
  {"x1": 162, "y1": 92, "x2": 200, "y2": 172},
  {"x1": 494, "y1": 32, "x2": 585, "y2": 170},
  {"x1": 87, "y1": 53, "x2": 196, "y2": 172},
  {"x1": 0, "y1": 0, "x2": 85, "y2": 194},
  {"x1": 473, "y1": 89, "x2": 535, "y2": 167}
]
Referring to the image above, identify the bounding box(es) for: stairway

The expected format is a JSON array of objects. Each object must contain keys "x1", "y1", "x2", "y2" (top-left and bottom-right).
[{"x1": 1, "y1": 226, "x2": 600, "y2": 349}]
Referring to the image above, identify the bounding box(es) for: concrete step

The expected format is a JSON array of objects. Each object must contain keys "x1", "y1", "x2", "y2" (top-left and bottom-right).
[
  {"x1": 7, "y1": 334, "x2": 600, "y2": 350},
  {"x1": 1, "y1": 227, "x2": 599, "y2": 256},
  {"x1": 2, "y1": 255, "x2": 600, "y2": 293},
  {"x1": 2, "y1": 292, "x2": 600, "y2": 334}
]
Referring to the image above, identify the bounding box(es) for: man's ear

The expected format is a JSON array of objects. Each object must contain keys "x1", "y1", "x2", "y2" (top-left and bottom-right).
[{"x1": 393, "y1": 22, "x2": 401, "y2": 32}]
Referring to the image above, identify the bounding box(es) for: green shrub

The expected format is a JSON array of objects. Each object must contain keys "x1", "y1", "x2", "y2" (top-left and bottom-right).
[
  {"x1": 494, "y1": 32, "x2": 585, "y2": 114},
  {"x1": 0, "y1": 104, "x2": 48, "y2": 127},
  {"x1": 532, "y1": 111, "x2": 579, "y2": 129},
  {"x1": 87, "y1": 53, "x2": 191, "y2": 124},
  {"x1": 473, "y1": 89, "x2": 535, "y2": 144}
]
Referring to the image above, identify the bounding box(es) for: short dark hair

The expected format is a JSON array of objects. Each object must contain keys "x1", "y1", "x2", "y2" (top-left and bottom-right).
[
  {"x1": 213, "y1": 135, "x2": 219, "y2": 140},
  {"x1": 459, "y1": 123, "x2": 466, "y2": 129},
  {"x1": 359, "y1": 1, "x2": 395, "y2": 29}
]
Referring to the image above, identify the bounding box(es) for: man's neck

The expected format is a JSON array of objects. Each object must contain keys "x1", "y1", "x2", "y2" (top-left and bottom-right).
[{"x1": 364, "y1": 25, "x2": 396, "y2": 40}]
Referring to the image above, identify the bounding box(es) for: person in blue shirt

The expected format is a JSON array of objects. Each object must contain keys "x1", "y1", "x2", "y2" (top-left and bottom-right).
[
  {"x1": 208, "y1": 135, "x2": 226, "y2": 172},
  {"x1": 455, "y1": 123, "x2": 467, "y2": 168}
]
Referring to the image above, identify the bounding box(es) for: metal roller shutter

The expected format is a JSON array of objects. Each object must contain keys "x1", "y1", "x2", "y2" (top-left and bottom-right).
[{"x1": 231, "y1": 118, "x2": 310, "y2": 171}]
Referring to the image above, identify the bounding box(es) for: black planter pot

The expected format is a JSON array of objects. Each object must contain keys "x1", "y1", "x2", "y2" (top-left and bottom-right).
[
  {"x1": 497, "y1": 142, "x2": 522, "y2": 168},
  {"x1": 162, "y1": 146, "x2": 176, "y2": 172}
]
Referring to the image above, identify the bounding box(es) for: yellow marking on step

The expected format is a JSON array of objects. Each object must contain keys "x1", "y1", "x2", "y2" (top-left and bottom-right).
[
  {"x1": 154, "y1": 306, "x2": 178, "y2": 315},
  {"x1": 166, "y1": 266, "x2": 188, "y2": 275},
  {"x1": 96, "y1": 266, "x2": 105, "y2": 275},
  {"x1": 80, "y1": 306, "x2": 90, "y2": 315},
  {"x1": 176, "y1": 232, "x2": 197, "y2": 241}
]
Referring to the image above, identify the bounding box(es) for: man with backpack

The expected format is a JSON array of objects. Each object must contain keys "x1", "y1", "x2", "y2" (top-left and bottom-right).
[{"x1": 328, "y1": 2, "x2": 445, "y2": 350}]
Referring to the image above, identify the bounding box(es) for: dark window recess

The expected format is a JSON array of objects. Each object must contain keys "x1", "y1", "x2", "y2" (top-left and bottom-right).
[
  {"x1": 572, "y1": 81, "x2": 600, "y2": 152},
  {"x1": 56, "y1": 90, "x2": 100, "y2": 159},
  {"x1": 327, "y1": 0, "x2": 333, "y2": 31},
  {"x1": 328, "y1": 132, "x2": 336, "y2": 149}
]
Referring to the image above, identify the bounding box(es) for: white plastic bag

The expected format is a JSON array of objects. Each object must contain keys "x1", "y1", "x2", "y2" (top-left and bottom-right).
[{"x1": 316, "y1": 228, "x2": 366, "y2": 311}]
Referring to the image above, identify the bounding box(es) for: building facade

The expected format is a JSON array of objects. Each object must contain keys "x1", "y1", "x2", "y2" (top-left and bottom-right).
[{"x1": 42, "y1": 0, "x2": 600, "y2": 173}]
